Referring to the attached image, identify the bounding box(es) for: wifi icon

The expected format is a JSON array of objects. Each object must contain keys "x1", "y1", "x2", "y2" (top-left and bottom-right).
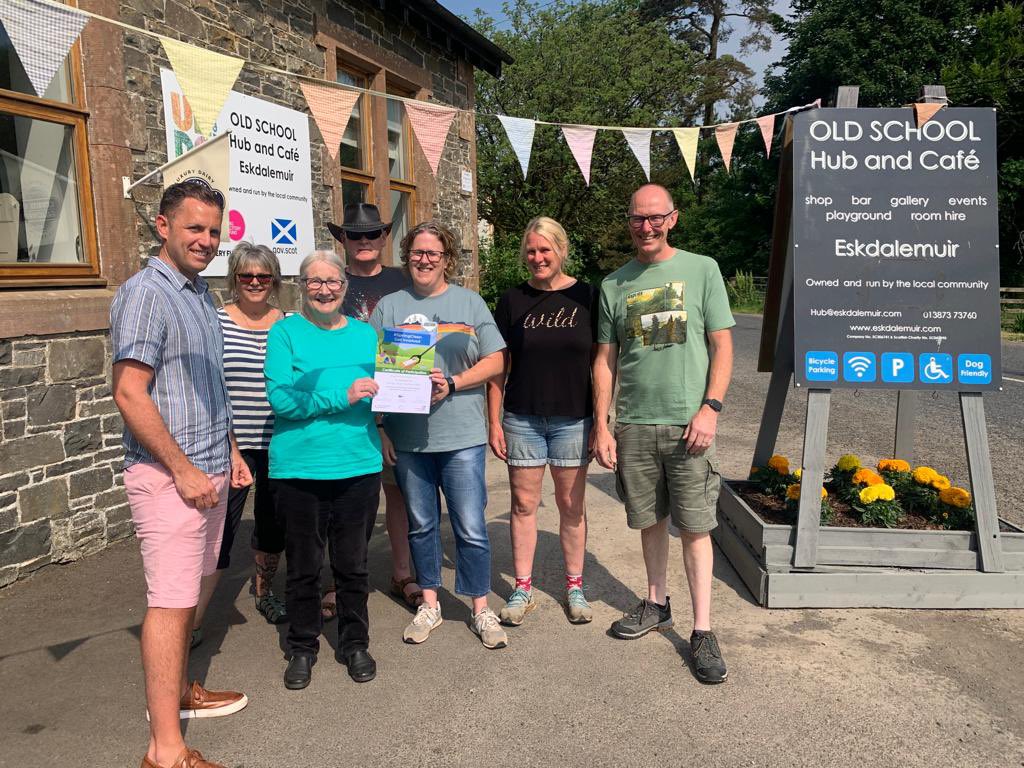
[{"x1": 843, "y1": 352, "x2": 877, "y2": 382}]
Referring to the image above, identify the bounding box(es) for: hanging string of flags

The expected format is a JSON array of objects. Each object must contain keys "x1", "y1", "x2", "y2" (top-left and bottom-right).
[{"x1": 3, "y1": 0, "x2": 949, "y2": 189}]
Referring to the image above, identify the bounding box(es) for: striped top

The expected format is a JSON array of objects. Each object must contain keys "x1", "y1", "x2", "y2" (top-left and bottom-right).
[
  {"x1": 217, "y1": 307, "x2": 280, "y2": 451},
  {"x1": 110, "y1": 257, "x2": 231, "y2": 473}
]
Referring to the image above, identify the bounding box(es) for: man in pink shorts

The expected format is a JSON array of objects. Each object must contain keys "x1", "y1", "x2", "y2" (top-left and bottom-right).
[{"x1": 111, "y1": 181, "x2": 253, "y2": 768}]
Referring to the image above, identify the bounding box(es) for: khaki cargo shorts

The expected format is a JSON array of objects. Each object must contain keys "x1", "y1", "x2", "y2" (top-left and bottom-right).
[{"x1": 613, "y1": 422, "x2": 721, "y2": 532}]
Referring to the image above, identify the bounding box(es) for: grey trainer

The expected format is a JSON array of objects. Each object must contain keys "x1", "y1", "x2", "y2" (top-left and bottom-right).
[
  {"x1": 609, "y1": 597, "x2": 673, "y2": 639},
  {"x1": 498, "y1": 587, "x2": 536, "y2": 626},
  {"x1": 690, "y1": 630, "x2": 728, "y2": 683},
  {"x1": 566, "y1": 587, "x2": 593, "y2": 624},
  {"x1": 471, "y1": 607, "x2": 508, "y2": 649},
  {"x1": 403, "y1": 602, "x2": 442, "y2": 644}
]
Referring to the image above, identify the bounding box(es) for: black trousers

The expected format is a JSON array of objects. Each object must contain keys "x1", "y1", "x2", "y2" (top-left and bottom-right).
[
  {"x1": 217, "y1": 449, "x2": 286, "y2": 570},
  {"x1": 273, "y1": 473, "x2": 381, "y2": 658}
]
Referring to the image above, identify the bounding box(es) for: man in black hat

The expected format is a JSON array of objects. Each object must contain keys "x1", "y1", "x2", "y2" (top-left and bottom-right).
[{"x1": 325, "y1": 203, "x2": 422, "y2": 610}]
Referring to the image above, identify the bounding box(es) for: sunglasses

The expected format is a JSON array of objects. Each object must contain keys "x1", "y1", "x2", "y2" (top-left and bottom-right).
[
  {"x1": 345, "y1": 229, "x2": 384, "y2": 241},
  {"x1": 236, "y1": 273, "x2": 274, "y2": 284}
]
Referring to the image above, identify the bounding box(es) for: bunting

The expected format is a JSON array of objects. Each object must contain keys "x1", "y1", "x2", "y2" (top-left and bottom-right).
[
  {"x1": 161, "y1": 37, "x2": 244, "y2": 136},
  {"x1": 299, "y1": 81, "x2": 360, "y2": 161},
  {"x1": 0, "y1": 0, "x2": 88, "y2": 97},
  {"x1": 404, "y1": 101, "x2": 459, "y2": 177},
  {"x1": 671, "y1": 127, "x2": 699, "y2": 182},
  {"x1": 914, "y1": 102, "x2": 944, "y2": 128},
  {"x1": 562, "y1": 126, "x2": 597, "y2": 186},
  {"x1": 621, "y1": 128, "x2": 652, "y2": 181},
  {"x1": 715, "y1": 122, "x2": 739, "y2": 172},
  {"x1": 497, "y1": 115, "x2": 537, "y2": 179},
  {"x1": 756, "y1": 115, "x2": 775, "y2": 158}
]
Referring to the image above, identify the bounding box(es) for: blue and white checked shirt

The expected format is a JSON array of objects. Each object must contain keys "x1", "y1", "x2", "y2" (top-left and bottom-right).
[{"x1": 110, "y1": 257, "x2": 231, "y2": 473}]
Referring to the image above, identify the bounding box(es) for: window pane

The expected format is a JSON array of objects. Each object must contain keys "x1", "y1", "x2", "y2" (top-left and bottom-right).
[
  {"x1": 341, "y1": 179, "x2": 367, "y2": 209},
  {"x1": 387, "y1": 100, "x2": 407, "y2": 180},
  {"x1": 390, "y1": 188, "x2": 410, "y2": 263},
  {"x1": 0, "y1": 112, "x2": 84, "y2": 264},
  {"x1": 0, "y1": 25, "x2": 72, "y2": 103},
  {"x1": 336, "y1": 69, "x2": 365, "y2": 170}
]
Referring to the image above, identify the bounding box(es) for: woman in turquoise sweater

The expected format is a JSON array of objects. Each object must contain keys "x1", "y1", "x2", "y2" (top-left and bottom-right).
[{"x1": 264, "y1": 250, "x2": 381, "y2": 689}]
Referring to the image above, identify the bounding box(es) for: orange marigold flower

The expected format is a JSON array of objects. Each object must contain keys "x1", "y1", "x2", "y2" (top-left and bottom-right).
[
  {"x1": 767, "y1": 455, "x2": 790, "y2": 475},
  {"x1": 786, "y1": 483, "x2": 801, "y2": 501},
  {"x1": 852, "y1": 468, "x2": 884, "y2": 486},
  {"x1": 878, "y1": 459, "x2": 911, "y2": 473},
  {"x1": 913, "y1": 466, "x2": 939, "y2": 485},
  {"x1": 939, "y1": 487, "x2": 972, "y2": 509}
]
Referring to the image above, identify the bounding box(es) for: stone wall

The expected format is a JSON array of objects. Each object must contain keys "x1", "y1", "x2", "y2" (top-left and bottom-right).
[{"x1": 0, "y1": 334, "x2": 128, "y2": 588}]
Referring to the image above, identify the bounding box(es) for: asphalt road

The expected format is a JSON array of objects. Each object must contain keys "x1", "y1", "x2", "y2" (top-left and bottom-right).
[{"x1": 722, "y1": 314, "x2": 1024, "y2": 528}]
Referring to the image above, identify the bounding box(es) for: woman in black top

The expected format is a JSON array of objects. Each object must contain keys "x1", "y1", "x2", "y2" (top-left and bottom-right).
[{"x1": 486, "y1": 216, "x2": 597, "y2": 627}]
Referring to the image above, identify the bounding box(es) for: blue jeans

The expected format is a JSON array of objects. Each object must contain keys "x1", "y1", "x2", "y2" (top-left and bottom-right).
[{"x1": 394, "y1": 445, "x2": 491, "y2": 598}]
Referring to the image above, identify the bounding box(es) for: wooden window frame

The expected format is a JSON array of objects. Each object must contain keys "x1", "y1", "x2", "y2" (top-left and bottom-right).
[{"x1": 0, "y1": 30, "x2": 101, "y2": 285}]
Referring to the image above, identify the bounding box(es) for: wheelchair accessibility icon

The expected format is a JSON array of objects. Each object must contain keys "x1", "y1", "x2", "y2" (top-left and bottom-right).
[{"x1": 919, "y1": 353, "x2": 952, "y2": 384}]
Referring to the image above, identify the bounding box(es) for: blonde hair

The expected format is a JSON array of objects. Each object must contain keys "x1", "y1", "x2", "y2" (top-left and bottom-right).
[
  {"x1": 227, "y1": 242, "x2": 281, "y2": 302},
  {"x1": 298, "y1": 250, "x2": 347, "y2": 322},
  {"x1": 520, "y1": 216, "x2": 569, "y2": 265}
]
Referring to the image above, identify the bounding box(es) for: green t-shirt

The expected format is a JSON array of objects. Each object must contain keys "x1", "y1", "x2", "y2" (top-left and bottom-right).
[
  {"x1": 264, "y1": 314, "x2": 382, "y2": 480},
  {"x1": 370, "y1": 284, "x2": 506, "y2": 452},
  {"x1": 597, "y1": 249, "x2": 735, "y2": 425}
]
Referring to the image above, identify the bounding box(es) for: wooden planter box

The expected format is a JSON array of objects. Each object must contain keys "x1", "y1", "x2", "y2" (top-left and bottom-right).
[{"x1": 713, "y1": 481, "x2": 1024, "y2": 608}]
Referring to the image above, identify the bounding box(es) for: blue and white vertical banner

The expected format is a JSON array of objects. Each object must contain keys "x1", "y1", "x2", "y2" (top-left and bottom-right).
[{"x1": 160, "y1": 68, "x2": 313, "y2": 275}]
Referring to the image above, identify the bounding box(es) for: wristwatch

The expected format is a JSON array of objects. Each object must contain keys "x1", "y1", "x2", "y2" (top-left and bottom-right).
[
  {"x1": 445, "y1": 376, "x2": 457, "y2": 398},
  {"x1": 702, "y1": 398, "x2": 723, "y2": 413}
]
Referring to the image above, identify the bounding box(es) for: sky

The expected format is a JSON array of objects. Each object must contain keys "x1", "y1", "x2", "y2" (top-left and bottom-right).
[{"x1": 440, "y1": 0, "x2": 792, "y2": 100}]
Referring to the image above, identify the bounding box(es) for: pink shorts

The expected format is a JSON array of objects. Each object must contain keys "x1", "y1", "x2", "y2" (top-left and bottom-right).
[{"x1": 124, "y1": 462, "x2": 228, "y2": 609}]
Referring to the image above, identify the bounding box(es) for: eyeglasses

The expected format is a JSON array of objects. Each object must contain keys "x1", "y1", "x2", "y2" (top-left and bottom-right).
[
  {"x1": 301, "y1": 277, "x2": 345, "y2": 291},
  {"x1": 236, "y1": 273, "x2": 274, "y2": 285},
  {"x1": 408, "y1": 249, "x2": 444, "y2": 262},
  {"x1": 626, "y1": 210, "x2": 677, "y2": 229},
  {"x1": 345, "y1": 229, "x2": 384, "y2": 241}
]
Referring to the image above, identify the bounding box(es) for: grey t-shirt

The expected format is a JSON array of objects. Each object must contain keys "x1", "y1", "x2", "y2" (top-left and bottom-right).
[{"x1": 370, "y1": 284, "x2": 506, "y2": 452}]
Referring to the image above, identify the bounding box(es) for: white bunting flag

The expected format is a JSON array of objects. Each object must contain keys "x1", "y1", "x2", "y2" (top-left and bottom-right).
[
  {"x1": 621, "y1": 128, "x2": 652, "y2": 181},
  {"x1": 497, "y1": 115, "x2": 537, "y2": 179},
  {"x1": 0, "y1": 0, "x2": 88, "y2": 97},
  {"x1": 562, "y1": 126, "x2": 597, "y2": 186}
]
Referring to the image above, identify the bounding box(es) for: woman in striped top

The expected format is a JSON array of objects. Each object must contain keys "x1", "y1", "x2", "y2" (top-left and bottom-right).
[{"x1": 192, "y1": 242, "x2": 288, "y2": 643}]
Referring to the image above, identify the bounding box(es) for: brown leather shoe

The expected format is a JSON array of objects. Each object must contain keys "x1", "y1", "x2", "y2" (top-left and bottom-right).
[
  {"x1": 179, "y1": 680, "x2": 248, "y2": 719},
  {"x1": 140, "y1": 747, "x2": 226, "y2": 768}
]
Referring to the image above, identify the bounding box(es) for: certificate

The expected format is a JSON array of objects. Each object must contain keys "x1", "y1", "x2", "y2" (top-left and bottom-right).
[
  {"x1": 371, "y1": 370, "x2": 433, "y2": 414},
  {"x1": 371, "y1": 325, "x2": 438, "y2": 414}
]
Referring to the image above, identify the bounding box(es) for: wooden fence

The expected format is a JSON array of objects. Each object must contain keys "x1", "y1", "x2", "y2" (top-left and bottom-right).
[{"x1": 1002, "y1": 287, "x2": 1024, "y2": 315}]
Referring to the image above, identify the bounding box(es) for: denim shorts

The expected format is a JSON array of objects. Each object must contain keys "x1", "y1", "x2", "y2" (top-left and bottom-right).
[{"x1": 502, "y1": 413, "x2": 592, "y2": 468}]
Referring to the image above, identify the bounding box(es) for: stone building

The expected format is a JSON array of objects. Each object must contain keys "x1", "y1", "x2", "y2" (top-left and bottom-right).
[{"x1": 0, "y1": 0, "x2": 510, "y2": 586}]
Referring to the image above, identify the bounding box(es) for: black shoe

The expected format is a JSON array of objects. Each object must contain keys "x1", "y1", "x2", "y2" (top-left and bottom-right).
[
  {"x1": 284, "y1": 653, "x2": 315, "y2": 689},
  {"x1": 610, "y1": 597, "x2": 673, "y2": 639},
  {"x1": 344, "y1": 649, "x2": 377, "y2": 683},
  {"x1": 690, "y1": 630, "x2": 728, "y2": 684}
]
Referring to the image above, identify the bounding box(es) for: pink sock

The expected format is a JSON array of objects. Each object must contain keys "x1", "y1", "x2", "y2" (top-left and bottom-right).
[
  {"x1": 515, "y1": 575, "x2": 532, "y2": 592},
  {"x1": 566, "y1": 574, "x2": 583, "y2": 591}
]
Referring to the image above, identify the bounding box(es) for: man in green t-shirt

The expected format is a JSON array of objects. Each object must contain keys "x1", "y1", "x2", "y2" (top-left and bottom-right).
[{"x1": 593, "y1": 184, "x2": 735, "y2": 684}]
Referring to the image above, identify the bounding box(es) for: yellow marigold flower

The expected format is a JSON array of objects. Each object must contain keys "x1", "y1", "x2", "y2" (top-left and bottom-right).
[
  {"x1": 939, "y1": 487, "x2": 972, "y2": 508},
  {"x1": 878, "y1": 459, "x2": 911, "y2": 473},
  {"x1": 836, "y1": 454, "x2": 860, "y2": 472},
  {"x1": 767, "y1": 455, "x2": 790, "y2": 475},
  {"x1": 876, "y1": 484, "x2": 896, "y2": 501},
  {"x1": 750, "y1": 466, "x2": 759, "y2": 475},
  {"x1": 913, "y1": 466, "x2": 938, "y2": 485},
  {"x1": 859, "y1": 486, "x2": 880, "y2": 504},
  {"x1": 820, "y1": 487, "x2": 828, "y2": 499},
  {"x1": 942, "y1": 512, "x2": 949, "y2": 519},
  {"x1": 931, "y1": 475, "x2": 951, "y2": 491},
  {"x1": 786, "y1": 483, "x2": 801, "y2": 501},
  {"x1": 793, "y1": 468, "x2": 802, "y2": 480},
  {"x1": 852, "y1": 468, "x2": 884, "y2": 486}
]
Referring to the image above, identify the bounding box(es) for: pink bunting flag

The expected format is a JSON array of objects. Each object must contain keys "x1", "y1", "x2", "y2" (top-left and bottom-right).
[
  {"x1": 562, "y1": 126, "x2": 597, "y2": 186},
  {"x1": 715, "y1": 122, "x2": 739, "y2": 172},
  {"x1": 756, "y1": 115, "x2": 775, "y2": 158},
  {"x1": 914, "y1": 103, "x2": 944, "y2": 128},
  {"x1": 404, "y1": 101, "x2": 458, "y2": 177},
  {"x1": 299, "y1": 81, "x2": 360, "y2": 161}
]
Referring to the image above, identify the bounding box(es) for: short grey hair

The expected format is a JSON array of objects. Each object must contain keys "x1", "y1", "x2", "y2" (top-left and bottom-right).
[
  {"x1": 227, "y1": 242, "x2": 281, "y2": 301},
  {"x1": 298, "y1": 250, "x2": 348, "y2": 322}
]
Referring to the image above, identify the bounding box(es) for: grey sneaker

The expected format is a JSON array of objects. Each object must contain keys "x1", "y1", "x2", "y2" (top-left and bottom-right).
[
  {"x1": 609, "y1": 597, "x2": 673, "y2": 639},
  {"x1": 471, "y1": 607, "x2": 508, "y2": 649},
  {"x1": 498, "y1": 587, "x2": 536, "y2": 626},
  {"x1": 403, "y1": 602, "x2": 442, "y2": 644},
  {"x1": 566, "y1": 587, "x2": 593, "y2": 624},
  {"x1": 690, "y1": 630, "x2": 728, "y2": 683}
]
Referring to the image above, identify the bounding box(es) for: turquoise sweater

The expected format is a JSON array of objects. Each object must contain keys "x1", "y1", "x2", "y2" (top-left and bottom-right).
[{"x1": 264, "y1": 314, "x2": 382, "y2": 480}]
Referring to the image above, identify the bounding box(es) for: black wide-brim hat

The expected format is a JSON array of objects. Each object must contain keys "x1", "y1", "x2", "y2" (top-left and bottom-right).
[{"x1": 327, "y1": 202, "x2": 392, "y2": 242}]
